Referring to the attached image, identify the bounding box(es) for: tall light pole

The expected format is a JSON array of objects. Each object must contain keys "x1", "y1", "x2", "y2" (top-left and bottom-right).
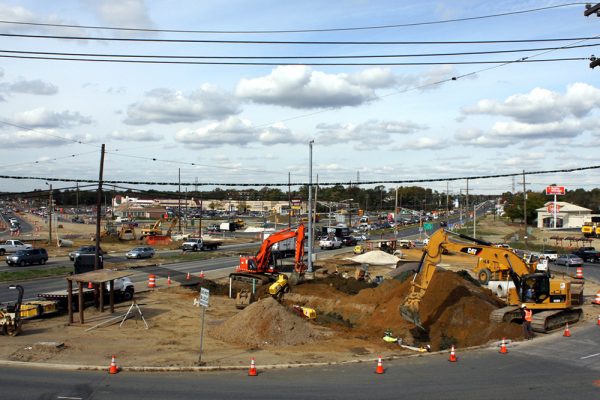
[
  {"x1": 307, "y1": 140, "x2": 314, "y2": 274},
  {"x1": 340, "y1": 198, "x2": 353, "y2": 227},
  {"x1": 473, "y1": 201, "x2": 488, "y2": 239}
]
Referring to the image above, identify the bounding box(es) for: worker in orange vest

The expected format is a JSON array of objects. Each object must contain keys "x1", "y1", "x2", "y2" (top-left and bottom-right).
[{"x1": 521, "y1": 304, "x2": 533, "y2": 340}]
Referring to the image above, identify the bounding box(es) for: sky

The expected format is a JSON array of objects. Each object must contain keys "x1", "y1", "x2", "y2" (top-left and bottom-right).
[{"x1": 1, "y1": 0, "x2": 600, "y2": 197}]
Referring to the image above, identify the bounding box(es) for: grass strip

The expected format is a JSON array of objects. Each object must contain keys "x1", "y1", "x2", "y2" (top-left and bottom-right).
[{"x1": 0, "y1": 266, "x2": 73, "y2": 282}]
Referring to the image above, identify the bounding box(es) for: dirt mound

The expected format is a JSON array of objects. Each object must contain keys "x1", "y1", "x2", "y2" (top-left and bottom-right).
[
  {"x1": 288, "y1": 269, "x2": 522, "y2": 350},
  {"x1": 208, "y1": 297, "x2": 323, "y2": 347}
]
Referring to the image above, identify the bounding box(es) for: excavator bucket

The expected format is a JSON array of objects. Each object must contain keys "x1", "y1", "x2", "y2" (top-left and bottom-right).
[{"x1": 400, "y1": 293, "x2": 424, "y2": 329}]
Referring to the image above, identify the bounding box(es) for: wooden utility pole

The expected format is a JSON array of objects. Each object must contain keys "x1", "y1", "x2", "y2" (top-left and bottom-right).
[
  {"x1": 178, "y1": 168, "x2": 182, "y2": 234},
  {"x1": 288, "y1": 171, "x2": 291, "y2": 228},
  {"x1": 523, "y1": 170, "x2": 527, "y2": 245},
  {"x1": 48, "y1": 184, "x2": 53, "y2": 245},
  {"x1": 94, "y1": 144, "x2": 105, "y2": 271}
]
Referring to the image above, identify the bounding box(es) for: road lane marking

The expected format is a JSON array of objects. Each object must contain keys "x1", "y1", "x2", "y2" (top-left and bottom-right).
[{"x1": 580, "y1": 352, "x2": 600, "y2": 360}]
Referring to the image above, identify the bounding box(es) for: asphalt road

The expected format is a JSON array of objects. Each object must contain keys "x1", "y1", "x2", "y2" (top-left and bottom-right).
[
  {"x1": 0, "y1": 323, "x2": 598, "y2": 399},
  {"x1": 550, "y1": 261, "x2": 600, "y2": 283}
]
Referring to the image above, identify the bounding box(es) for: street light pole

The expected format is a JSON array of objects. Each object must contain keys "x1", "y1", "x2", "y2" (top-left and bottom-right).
[{"x1": 307, "y1": 140, "x2": 314, "y2": 274}]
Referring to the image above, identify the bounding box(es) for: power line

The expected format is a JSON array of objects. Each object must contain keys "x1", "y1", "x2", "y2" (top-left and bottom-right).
[
  {"x1": 0, "y1": 53, "x2": 586, "y2": 66},
  {"x1": 1, "y1": 42, "x2": 598, "y2": 60},
  {"x1": 0, "y1": 150, "x2": 98, "y2": 169},
  {"x1": 1, "y1": 165, "x2": 598, "y2": 188},
  {"x1": 0, "y1": 3, "x2": 584, "y2": 34},
  {"x1": 0, "y1": 119, "x2": 100, "y2": 148},
  {"x1": 2, "y1": 32, "x2": 599, "y2": 46}
]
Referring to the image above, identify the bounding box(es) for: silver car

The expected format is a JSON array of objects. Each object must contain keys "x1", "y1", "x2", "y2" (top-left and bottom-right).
[
  {"x1": 554, "y1": 254, "x2": 583, "y2": 266},
  {"x1": 126, "y1": 246, "x2": 155, "y2": 259}
]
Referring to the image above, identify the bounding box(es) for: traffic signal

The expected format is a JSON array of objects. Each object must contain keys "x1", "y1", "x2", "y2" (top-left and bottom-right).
[
  {"x1": 584, "y1": 3, "x2": 600, "y2": 16},
  {"x1": 591, "y1": 56, "x2": 600, "y2": 69}
]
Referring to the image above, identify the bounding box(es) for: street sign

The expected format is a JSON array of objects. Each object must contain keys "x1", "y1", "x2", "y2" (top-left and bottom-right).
[
  {"x1": 546, "y1": 186, "x2": 565, "y2": 195},
  {"x1": 423, "y1": 222, "x2": 434, "y2": 231},
  {"x1": 199, "y1": 287, "x2": 210, "y2": 308}
]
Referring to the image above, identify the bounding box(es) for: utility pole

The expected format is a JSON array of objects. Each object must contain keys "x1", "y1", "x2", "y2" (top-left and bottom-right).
[
  {"x1": 76, "y1": 182, "x2": 79, "y2": 211},
  {"x1": 288, "y1": 172, "x2": 291, "y2": 228},
  {"x1": 446, "y1": 181, "x2": 449, "y2": 220},
  {"x1": 584, "y1": 3, "x2": 600, "y2": 17},
  {"x1": 394, "y1": 186, "x2": 399, "y2": 239},
  {"x1": 523, "y1": 170, "x2": 527, "y2": 246},
  {"x1": 178, "y1": 168, "x2": 182, "y2": 234},
  {"x1": 48, "y1": 184, "x2": 53, "y2": 245},
  {"x1": 466, "y1": 179, "x2": 469, "y2": 220},
  {"x1": 94, "y1": 144, "x2": 105, "y2": 271},
  {"x1": 307, "y1": 140, "x2": 314, "y2": 274}
]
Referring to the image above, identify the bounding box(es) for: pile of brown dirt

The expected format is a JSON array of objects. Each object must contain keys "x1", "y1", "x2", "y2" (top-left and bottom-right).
[
  {"x1": 208, "y1": 297, "x2": 325, "y2": 347},
  {"x1": 288, "y1": 269, "x2": 522, "y2": 350}
]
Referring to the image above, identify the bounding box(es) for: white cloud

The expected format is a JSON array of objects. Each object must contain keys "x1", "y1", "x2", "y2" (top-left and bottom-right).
[
  {"x1": 410, "y1": 137, "x2": 442, "y2": 149},
  {"x1": 462, "y1": 83, "x2": 600, "y2": 123},
  {"x1": 8, "y1": 108, "x2": 92, "y2": 129},
  {"x1": 236, "y1": 66, "x2": 388, "y2": 109},
  {"x1": 491, "y1": 119, "x2": 582, "y2": 139},
  {"x1": 316, "y1": 119, "x2": 426, "y2": 146},
  {"x1": 0, "y1": 129, "x2": 91, "y2": 148},
  {"x1": 89, "y1": 0, "x2": 154, "y2": 30},
  {"x1": 454, "y1": 127, "x2": 511, "y2": 147},
  {"x1": 0, "y1": 74, "x2": 58, "y2": 100},
  {"x1": 110, "y1": 128, "x2": 162, "y2": 141},
  {"x1": 174, "y1": 117, "x2": 305, "y2": 148},
  {"x1": 124, "y1": 85, "x2": 240, "y2": 125}
]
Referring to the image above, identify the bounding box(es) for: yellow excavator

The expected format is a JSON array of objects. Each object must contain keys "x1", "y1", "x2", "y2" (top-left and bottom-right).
[
  {"x1": 400, "y1": 228, "x2": 583, "y2": 333},
  {"x1": 140, "y1": 218, "x2": 164, "y2": 238}
]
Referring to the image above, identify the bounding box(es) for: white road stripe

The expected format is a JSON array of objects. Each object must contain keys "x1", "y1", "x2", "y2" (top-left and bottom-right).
[
  {"x1": 57, "y1": 397, "x2": 82, "y2": 400},
  {"x1": 580, "y1": 352, "x2": 600, "y2": 360}
]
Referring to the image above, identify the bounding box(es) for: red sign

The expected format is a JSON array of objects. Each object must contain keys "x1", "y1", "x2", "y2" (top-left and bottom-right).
[
  {"x1": 546, "y1": 186, "x2": 565, "y2": 195},
  {"x1": 547, "y1": 204, "x2": 561, "y2": 213}
]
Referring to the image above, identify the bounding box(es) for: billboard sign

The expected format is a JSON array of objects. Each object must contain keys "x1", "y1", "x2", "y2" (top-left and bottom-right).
[{"x1": 546, "y1": 186, "x2": 565, "y2": 195}]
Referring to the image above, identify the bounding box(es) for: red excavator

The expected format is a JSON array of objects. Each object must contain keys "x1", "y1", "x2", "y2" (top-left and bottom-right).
[{"x1": 231, "y1": 224, "x2": 306, "y2": 308}]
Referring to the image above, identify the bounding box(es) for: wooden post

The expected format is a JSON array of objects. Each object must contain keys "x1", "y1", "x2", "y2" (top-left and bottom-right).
[
  {"x1": 78, "y1": 281, "x2": 84, "y2": 324},
  {"x1": 109, "y1": 279, "x2": 115, "y2": 313},
  {"x1": 67, "y1": 278, "x2": 73, "y2": 324},
  {"x1": 99, "y1": 282, "x2": 104, "y2": 313}
]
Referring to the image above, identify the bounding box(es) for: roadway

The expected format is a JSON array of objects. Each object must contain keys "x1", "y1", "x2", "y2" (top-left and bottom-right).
[{"x1": 0, "y1": 323, "x2": 598, "y2": 399}]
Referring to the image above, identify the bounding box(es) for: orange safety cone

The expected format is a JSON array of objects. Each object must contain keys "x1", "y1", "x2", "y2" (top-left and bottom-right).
[
  {"x1": 199, "y1": 270, "x2": 205, "y2": 279},
  {"x1": 248, "y1": 357, "x2": 258, "y2": 376},
  {"x1": 499, "y1": 338, "x2": 508, "y2": 354},
  {"x1": 375, "y1": 356, "x2": 385, "y2": 374},
  {"x1": 597, "y1": 315, "x2": 600, "y2": 326},
  {"x1": 593, "y1": 291, "x2": 600, "y2": 305},
  {"x1": 563, "y1": 323, "x2": 571, "y2": 337},
  {"x1": 449, "y1": 345, "x2": 457, "y2": 362},
  {"x1": 87, "y1": 282, "x2": 93, "y2": 289},
  {"x1": 108, "y1": 355, "x2": 119, "y2": 374},
  {"x1": 167, "y1": 275, "x2": 171, "y2": 286},
  {"x1": 186, "y1": 272, "x2": 191, "y2": 280},
  {"x1": 148, "y1": 274, "x2": 156, "y2": 288},
  {"x1": 575, "y1": 267, "x2": 583, "y2": 279}
]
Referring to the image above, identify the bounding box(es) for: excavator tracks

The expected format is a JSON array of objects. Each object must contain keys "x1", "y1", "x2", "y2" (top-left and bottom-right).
[
  {"x1": 490, "y1": 306, "x2": 521, "y2": 323},
  {"x1": 530, "y1": 308, "x2": 583, "y2": 333}
]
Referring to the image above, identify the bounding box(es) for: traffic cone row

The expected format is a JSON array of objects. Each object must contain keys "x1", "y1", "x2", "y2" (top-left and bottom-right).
[
  {"x1": 375, "y1": 356, "x2": 384, "y2": 374},
  {"x1": 108, "y1": 355, "x2": 119, "y2": 374},
  {"x1": 563, "y1": 323, "x2": 571, "y2": 337},
  {"x1": 499, "y1": 338, "x2": 508, "y2": 354},
  {"x1": 248, "y1": 357, "x2": 257, "y2": 376}
]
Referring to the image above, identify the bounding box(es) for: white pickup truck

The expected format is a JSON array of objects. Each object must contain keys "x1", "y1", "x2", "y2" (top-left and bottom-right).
[
  {"x1": 0, "y1": 240, "x2": 33, "y2": 255},
  {"x1": 319, "y1": 236, "x2": 343, "y2": 250},
  {"x1": 181, "y1": 238, "x2": 222, "y2": 251}
]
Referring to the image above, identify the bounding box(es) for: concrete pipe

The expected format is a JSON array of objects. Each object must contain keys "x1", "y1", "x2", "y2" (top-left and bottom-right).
[
  {"x1": 488, "y1": 281, "x2": 515, "y2": 298},
  {"x1": 58, "y1": 239, "x2": 73, "y2": 247}
]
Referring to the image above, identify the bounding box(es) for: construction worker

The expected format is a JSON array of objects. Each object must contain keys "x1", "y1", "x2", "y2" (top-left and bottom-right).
[{"x1": 521, "y1": 304, "x2": 533, "y2": 340}]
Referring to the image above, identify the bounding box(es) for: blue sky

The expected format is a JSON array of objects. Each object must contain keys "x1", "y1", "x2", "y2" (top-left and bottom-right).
[{"x1": 1, "y1": 1, "x2": 599, "y2": 196}]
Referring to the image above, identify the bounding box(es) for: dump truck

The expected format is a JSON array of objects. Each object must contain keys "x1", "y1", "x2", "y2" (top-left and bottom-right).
[{"x1": 181, "y1": 237, "x2": 222, "y2": 251}]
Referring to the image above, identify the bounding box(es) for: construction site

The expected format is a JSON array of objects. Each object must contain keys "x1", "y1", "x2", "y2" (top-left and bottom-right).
[{"x1": 1, "y1": 213, "x2": 599, "y2": 369}]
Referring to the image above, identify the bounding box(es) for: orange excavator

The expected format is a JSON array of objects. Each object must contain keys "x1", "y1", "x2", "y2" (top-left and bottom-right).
[{"x1": 231, "y1": 224, "x2": 306, "y2": 308}]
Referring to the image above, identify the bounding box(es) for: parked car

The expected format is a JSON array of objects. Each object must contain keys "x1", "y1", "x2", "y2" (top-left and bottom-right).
[
  {"x1": 69, "y1": 245, "x2": 104, "y2": 261},
  {"x1": 6, "y1": 248, "x2": 48, "y2": 266},
  {"x1": 539, "y1": 250, "x2": 558, "y2": 261},
  {"x1": 572, "y1": 247, "x2": 600, "y2": 263},
  {"x1": 341, "y1": 236, "x2": 358, "y2": 246},
  {"x1": 126, "y1": 246, "x2": 155, "y2": 259},
  {"x1": 554, "y1": 254, "x2": 584, "y2": 266}
]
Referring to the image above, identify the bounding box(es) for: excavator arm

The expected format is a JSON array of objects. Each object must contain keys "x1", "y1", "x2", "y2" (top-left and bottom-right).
[
  {"x1": 400, "y1": 228, "x2": 533, "y2": 328},
  {"x1": 254, "y1": 225, "x2": 305, "y2": 271}
]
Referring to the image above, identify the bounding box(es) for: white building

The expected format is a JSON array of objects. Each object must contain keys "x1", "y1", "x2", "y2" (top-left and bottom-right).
[{"x1": 536, "y1": 201, "x2": 592, "y2": 229}]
